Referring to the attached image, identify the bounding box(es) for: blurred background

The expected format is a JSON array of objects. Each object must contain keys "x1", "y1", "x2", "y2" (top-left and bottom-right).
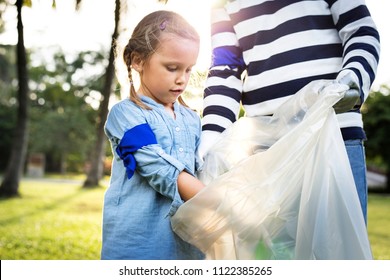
[{"x1": 0, "y1": 0, "x2": 389, "y2": 260}]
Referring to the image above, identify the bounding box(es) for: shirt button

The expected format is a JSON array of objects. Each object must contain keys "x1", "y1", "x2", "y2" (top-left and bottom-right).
[
  {"x1": 175, "y1": 127, "x2": 180, "y2": 132},
  {"x1": 178, "y1": 148, "x2": 184, "y2": 152}
]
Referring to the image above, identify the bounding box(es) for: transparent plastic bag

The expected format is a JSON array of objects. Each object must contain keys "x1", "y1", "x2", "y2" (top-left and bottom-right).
[{"x1": 171, "y1": 80, "x2": 372, "y2": 260}]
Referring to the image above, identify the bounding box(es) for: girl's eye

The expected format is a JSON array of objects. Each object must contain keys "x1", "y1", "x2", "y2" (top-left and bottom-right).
[
  {"x1": 167, "y1": 66, "x2": 177, "y2": 72},
  {"x1": 186, "y1": 68, "x2": 192, "y2": 73}
]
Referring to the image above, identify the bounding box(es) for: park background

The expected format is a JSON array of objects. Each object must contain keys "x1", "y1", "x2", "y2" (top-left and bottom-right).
[{"x1": 0, "y1": 0, "x2": 389, "y2": 260}]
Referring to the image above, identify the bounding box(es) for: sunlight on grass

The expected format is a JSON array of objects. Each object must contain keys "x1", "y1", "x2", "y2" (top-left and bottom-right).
[
  {"x1": 367, "y1": 194, "x2": 390, "y2": 260},
  {"x1": 0, "y1": 180, "x2": 106, "y2": 260},
  {"x1": 0, "y1": 179, "x2": 389, "y2": 260}
]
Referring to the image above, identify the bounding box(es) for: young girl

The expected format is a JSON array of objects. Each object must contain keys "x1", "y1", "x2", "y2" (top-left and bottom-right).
[{"x1": 101, "y1": 10, "x2": 205, "y2": 260}]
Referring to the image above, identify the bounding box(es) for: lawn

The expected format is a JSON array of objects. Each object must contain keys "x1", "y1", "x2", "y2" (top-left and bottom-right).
[
  {"x1": 0, "y1": 178, "x2": 105, "y2": 259},
  {"x1": 367, "y1": 193, "x2": 390, "y2": 260},
  {"x1": 0, "y1": 178, "x2": 389, "y2": 260}
]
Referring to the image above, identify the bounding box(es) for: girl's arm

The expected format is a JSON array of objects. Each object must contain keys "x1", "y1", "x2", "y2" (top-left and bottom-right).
[{"x1": 177, "y1": 171, "x2": 205, "y2": 201}]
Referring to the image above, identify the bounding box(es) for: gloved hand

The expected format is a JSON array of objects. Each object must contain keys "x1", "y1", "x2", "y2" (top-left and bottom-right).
[
  {"x1": 197, "y1": 130, "x2": 221, "y2": 162},
  {"x1": 333, "y1": 71, "x2": 361, "y2": 114}
]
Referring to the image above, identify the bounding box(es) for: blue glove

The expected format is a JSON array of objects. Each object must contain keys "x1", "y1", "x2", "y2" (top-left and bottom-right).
[{"x1": 333, "y1": 71, "x2": 361, "y2": 114}]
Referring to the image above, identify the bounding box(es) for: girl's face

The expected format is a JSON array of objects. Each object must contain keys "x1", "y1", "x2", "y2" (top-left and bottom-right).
[{"x1": 135, "y1": 34, "x2": 199, "y2": 112}]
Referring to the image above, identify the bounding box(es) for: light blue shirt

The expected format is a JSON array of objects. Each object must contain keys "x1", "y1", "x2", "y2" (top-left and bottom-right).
[{"x1": 101, "y1": 96, "x2": 204, "y2": 260}]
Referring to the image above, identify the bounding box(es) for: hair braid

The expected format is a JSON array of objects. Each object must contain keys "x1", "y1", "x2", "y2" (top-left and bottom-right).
[{"x1": 123, "y1": 41, "x2": 151, "y2": 109}]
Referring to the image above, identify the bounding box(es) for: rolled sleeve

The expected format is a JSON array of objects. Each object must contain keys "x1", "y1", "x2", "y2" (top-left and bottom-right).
[
  {"x1": 104, "y1": 99, "x2": 200, "y2": 217},
  {"x1": 135, "y1": 144, "x2": 186, "y2": 216}
]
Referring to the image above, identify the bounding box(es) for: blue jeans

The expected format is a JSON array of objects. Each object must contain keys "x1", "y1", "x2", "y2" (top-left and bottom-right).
[{"x1": 345, "y1": 139, "x2": 367, "y2": 224}]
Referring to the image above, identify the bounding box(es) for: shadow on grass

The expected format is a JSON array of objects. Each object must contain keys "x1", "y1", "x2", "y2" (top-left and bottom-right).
[
  {"x1": 368, "y1": 186, "x2": 390, "y2": 195},
  {"x1": 0, "y1": 184, "x2": 104, "y2": 227}
]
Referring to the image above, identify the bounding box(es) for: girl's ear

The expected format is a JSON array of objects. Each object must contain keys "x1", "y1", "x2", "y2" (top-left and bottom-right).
[{"x1": 131, "y1": 52, "x2": 143, "y2": 73}]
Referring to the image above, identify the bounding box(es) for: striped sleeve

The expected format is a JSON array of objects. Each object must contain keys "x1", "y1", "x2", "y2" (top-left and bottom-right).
[
  {"x1": 202, "y1": 5, "x2": 245, "y2": 134},
  {"x1": 328, "y1": 0, "x2": 380, "y2": 102}
]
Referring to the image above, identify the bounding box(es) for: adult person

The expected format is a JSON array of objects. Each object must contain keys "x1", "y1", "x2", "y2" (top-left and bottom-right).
[{"x1": 200, "y1": 0, "x2": 380, "y2": 222}]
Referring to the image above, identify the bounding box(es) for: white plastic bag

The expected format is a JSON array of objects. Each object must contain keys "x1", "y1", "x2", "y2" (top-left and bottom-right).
[{"x1": 171, "y1": 80, "x2": 372, "y2": 260}]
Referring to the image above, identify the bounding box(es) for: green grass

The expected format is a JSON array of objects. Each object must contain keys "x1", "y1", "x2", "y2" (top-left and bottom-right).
[
  {"x1": 0, "y1": 179, "x2": 389, "y2": 260},
  {"x1": 367, "y1": 194, "x2": 390, "y2": 260},
  {"x1": 0, "y1": 179, "x2": 106, "y2": 259}
]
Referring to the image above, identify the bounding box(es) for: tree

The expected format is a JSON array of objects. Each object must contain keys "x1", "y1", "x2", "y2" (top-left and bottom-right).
[
  {"x1": 83, "y1": 0, "x2": 121, "y2": 187},
  {"x1": 0, "y1": 0, "x2": 82, "y2": 197},
  {"x1": 28, "y1": 50, "x2": 105, "y2": 173},
  {"x1": 0, "y1": 44, "x2": 17, "y2": 170},
  {"x1": 363, "y1": 85, "x2": 390, "y2": 191},
  {"x1": 30, "y1": 108, "x2": 96, "y2": 173},
  {"x1": 0, "y1": 0, "x2": 29, "y2": 197},
  {"x1": 83, "y1": 0, "x2": 170, "y2": 187}
]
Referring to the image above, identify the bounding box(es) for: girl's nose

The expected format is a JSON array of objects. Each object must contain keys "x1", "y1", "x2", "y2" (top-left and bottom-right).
[{"x1": 176, "y1": 71, "x2": 187, "y2": 84}]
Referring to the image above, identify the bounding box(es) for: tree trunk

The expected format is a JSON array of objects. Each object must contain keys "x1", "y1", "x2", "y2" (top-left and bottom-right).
[
  {"x1": 83, "y1": 0, "x2": 121, "y2": 187},
  {"x1": 60, "y1": 152, "x2": 67, "y2": 175},
  {"x1": 0, "y1": 0, "x2": 29, "y2": 197}
]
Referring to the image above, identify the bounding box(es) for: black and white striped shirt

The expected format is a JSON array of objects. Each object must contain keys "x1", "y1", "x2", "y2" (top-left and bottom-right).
[{"x1": 202, "y1": 0, "x2": 380, "y2": 141}]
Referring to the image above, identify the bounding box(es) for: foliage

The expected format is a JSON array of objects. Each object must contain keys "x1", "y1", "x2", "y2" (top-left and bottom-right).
[
  {"x1": 362, "y1": 85, "x2": 390, "y2": 189},
  {"x1": 0, "y1": 46, "x2": 110, "y2": 173},
  {"x1": 0, "y1": 45, "x2": 17, "y2": 169},
  {"x1": 0, "y1": 178, "x2": 388, "y2": 259},
  {"x1": 27, "y1": 50, "x2": 107, "y2": 172},
  {"x1": 83, "y1": 0, "x2": 121, "y2": 188},
  {"x1": 28, "y1": 50, "x2": 106, "y2": 112},
  {"x1": 29, "y1": 108, "x2": 96, "y2": 172},
  {"x1": 0, "y1": 0, "x2": 30, "y2": 197},
  {"x1": 0, "y1": 105, "x2": 16, "y2": 170},
  {"x1": 0, "y1": 44, "x2": 15, "y2": 82}
]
